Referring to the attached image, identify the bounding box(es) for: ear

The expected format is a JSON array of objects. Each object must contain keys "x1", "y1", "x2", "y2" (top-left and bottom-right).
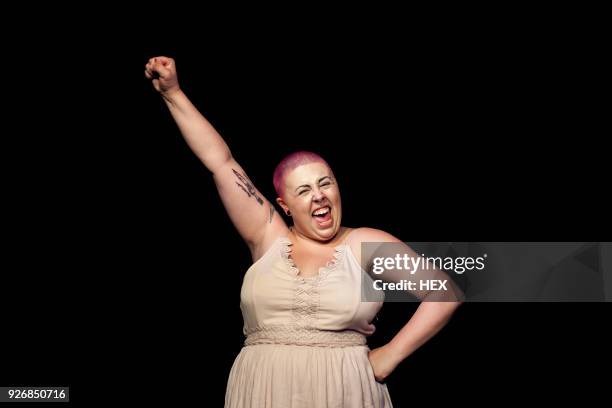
[{"x1": 276, "y1": 197, "x2": 290, "y2": 216}]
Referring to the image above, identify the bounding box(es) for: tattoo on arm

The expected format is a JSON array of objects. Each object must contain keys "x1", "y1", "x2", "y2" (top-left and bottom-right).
[
  {"x1": 269, "y1": 205, "x2": 275, "y2": 223},
  {"x1": 233, "y1": 168, "x2": 264, "y2": 205},
  {"x1": 235, "y1": 182, "x2": 250, "y2": 197}
]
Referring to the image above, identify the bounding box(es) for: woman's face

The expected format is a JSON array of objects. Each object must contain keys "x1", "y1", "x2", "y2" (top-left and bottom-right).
[{"x1": 277, "y1": 162, "x2": 342, "y2": 242}]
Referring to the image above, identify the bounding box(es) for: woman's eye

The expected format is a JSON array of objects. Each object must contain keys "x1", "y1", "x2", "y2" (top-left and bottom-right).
[
  {"x1": 320, "y1": 182, "x2": 331, "y2": 187},
  {"x1": 298, "y1": 190, "x2": 308, "y2": 195}
]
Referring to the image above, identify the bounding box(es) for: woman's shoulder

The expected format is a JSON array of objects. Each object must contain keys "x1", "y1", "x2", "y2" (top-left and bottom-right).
[
  {"x1": 342, "y1": 227, "x2": 402, "y2": 261},
  {"x1": 250, "y1": 224, "x2": 291, "y2": 263},
  {"x1": 343, "y1": 227, "x2": 401, "y2": 245}
]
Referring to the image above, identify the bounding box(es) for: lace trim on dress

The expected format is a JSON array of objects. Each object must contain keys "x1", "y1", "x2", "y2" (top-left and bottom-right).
[
  {"x1": 244, "y1": 325, "x2": 366, "y2": 347},
  {"x1": 278, "y1": 237, "x2": 345, "y2": 281},
  {"x1": 278, "y1": 237, "x2": 348, "y2": 328}
]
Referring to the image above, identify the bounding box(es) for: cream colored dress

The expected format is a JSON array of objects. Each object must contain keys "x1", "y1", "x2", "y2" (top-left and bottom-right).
[{"x1": 225, "y1": 236, "x2": 393, "y2": 407}]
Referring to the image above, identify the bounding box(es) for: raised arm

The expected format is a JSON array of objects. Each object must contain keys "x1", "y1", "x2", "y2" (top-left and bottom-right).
[{"x1": 145, "y1": 56, "x2": 287, "y2": 259}]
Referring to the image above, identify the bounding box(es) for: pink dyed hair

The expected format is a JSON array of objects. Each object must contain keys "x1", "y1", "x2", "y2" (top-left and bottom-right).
[{"x1": 272, "y1": 151, "x2": 331, "y2": 197}]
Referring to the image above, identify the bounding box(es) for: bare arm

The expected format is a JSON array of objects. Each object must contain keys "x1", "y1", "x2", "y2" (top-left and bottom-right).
[
  {"x1": 161, "y1": 88, "x2": 232, "y2": 172},
  {"x1": 349, "y1": 228, "x2": 463, "y2": 382},
  {"x1": 145, "y1": 57, "x2": 286, "y2": 258}
]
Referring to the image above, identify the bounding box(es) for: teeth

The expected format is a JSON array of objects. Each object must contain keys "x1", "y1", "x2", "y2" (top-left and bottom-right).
[{"x1": 313, "y1": 207, "x2": 330, "y2": 216}]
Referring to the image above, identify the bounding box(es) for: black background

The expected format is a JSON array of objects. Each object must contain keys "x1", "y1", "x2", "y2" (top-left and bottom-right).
[{"x1": 2, "y1": 9, "x2": 609, "y2": 407}]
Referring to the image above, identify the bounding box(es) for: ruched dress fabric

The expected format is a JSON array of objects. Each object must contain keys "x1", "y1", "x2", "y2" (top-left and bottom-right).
[{"x1": 225, "y1": 236, "x2": 392, "y2": 408}]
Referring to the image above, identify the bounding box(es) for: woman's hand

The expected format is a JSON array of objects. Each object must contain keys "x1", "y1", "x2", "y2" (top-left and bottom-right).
[
  {"x1": 145, "y1": 56, "x2": 180, "y2": 96},
  {"x1": 368, "y1": 345, "x2": 401, "y2": 383}
]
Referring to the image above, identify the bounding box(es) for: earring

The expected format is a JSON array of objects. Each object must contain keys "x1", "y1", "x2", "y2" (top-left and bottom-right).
[{"x1": 286, "y1": 210, "x2": 292, "y2": 216}]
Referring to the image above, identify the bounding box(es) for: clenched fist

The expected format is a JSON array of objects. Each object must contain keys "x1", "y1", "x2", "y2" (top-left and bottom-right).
[{"x1": 145, "y1": 56, "x2": 180, "y2": 95}]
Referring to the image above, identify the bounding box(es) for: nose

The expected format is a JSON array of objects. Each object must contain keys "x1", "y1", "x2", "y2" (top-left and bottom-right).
[{"x1": 313, "y1": 188, "x2": 326, "y2": 202}]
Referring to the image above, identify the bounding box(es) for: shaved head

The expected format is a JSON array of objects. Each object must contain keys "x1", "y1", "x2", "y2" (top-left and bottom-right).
[{"x1": 273, "y1": 151, "x2": 330, "y2": 197}]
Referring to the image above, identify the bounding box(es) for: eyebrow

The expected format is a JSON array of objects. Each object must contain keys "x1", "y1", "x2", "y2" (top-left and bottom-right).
[{"x1": 294, "y1": 176, "x2": 332, "y2": 192}]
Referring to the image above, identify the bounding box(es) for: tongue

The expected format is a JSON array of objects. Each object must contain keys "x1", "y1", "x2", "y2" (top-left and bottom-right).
[{"x1": 314, "y1": 211, "x2": 331, "y2": 223}]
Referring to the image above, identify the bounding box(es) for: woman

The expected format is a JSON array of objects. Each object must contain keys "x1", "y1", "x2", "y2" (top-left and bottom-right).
[{"x1": 145, "y1": 56, "x2": 462, "y2": 407}]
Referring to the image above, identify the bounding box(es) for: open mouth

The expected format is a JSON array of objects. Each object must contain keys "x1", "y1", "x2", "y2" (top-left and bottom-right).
[{"x1": 312, "y1": 206, "x2": 332, "y2": 225}]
